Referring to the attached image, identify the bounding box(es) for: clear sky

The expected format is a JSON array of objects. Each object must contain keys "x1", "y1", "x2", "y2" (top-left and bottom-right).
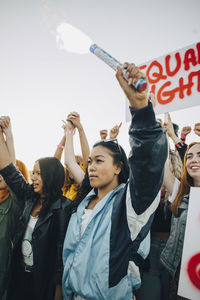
[{"x1": 1, "y1": 0, "x2": 200, "y2": 170}]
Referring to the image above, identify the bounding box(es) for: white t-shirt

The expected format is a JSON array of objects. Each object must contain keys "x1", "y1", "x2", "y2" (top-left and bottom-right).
[
  {"x1": 80, "y1": 208, "x2": 92, "y2": 236},
  {"x1": 22, "y1": 215, "x2": 38, "y2": 266},
  {"x1": 169, "y1": 178, "x2": 180, "y2": 203}
]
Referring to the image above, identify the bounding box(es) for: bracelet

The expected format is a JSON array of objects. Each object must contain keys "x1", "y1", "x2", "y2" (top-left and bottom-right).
[
  {"x1": 66, "y1": 130, "x2": 74, "y2": 135},
  {"x1": 175, "y1": 141, "x2": 184, "y2": 148},
  {"x1": 180, "y1": 133, "x2": 186, "y2": 139},
  {"x1": 57, "y1": 145, "x2": 64, "y2": 149}
]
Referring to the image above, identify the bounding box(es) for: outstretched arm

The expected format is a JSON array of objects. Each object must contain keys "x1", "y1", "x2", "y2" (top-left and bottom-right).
[
  {"x1": 180, "y1": 126, "x2": 191, "y2": 143},
  {"x1": 64, "y1": 120, "x2": 85, "y2": 185},
  {"x1": 163, "y1": 158, "x2": 175, "y2": 196},
  {"x1": 54, "y1": 134, "x2": 66, "y2": 161},
  {"x1": 116, "y1": 63, "x2": 168, "y2": 214},
  {"x1": 0, "y1": 119, "x2": 13, "y2": 169},
  {"x1": 0, "y1": 118, "x2": 31, "y2": 200},
  {"x1": 109, "y1": 122, "x2": 122, "y2": 139},
  {"x1": 0, "y1": 116, "x2": 16, "y2": 164},
  {"x1": 163, "y1": 113, "x2": 181, "y2": 145},
  {"x1": 116, "y1": 63, "x2": 148, "y2": 109},
  {"x1": 100, "y1": 129, "x2": 108, "y2": 140},
  {"x1": 67, "y1": 112, "x2": 90, "y2": 168},
  {"x1": 163, "y1": 113, "x2": 187, "y2": 162},
  {"x1": 194, "y1": 123, "x2": 200, "y2": 137}
]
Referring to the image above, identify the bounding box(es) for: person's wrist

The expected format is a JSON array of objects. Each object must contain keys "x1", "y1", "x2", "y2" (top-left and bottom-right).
[
  {"x1": 171, "y1": 135, "x2": 180, "y2": 144},
  {"x1": 181, "y1": 133, "x2": 186, "y2": 139},
  {"x1": 57, "y1": 144, "x2": 64, "y2": 149},
  {"x1": 65, "y1": 130, "x2": 75, "y2": 135},
  {"x1": 129, "y1": 98, "x2": 148, "y2": 109},
  {"x1": 4, "y1": 131, "x2": 13, "y2": 138},
  {"x1": 77, "y1": 124, "x2": 83, "y2": 131}
]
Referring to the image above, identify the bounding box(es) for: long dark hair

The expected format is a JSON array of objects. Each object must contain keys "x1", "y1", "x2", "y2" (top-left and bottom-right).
[
  {"x1": 93, "y1": 140, "x2": 129, "y2": 184},
  {"x1": 72, "y1": 140, "x2": 129, "y2": 209},
  {"x1": 36, "y1": 157, "x2": 65, "y2": 217}
]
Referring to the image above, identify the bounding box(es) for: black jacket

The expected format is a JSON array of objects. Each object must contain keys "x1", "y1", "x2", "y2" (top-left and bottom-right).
[{"x1": 0, "y1": 163, "x2": 72, "y2": 300}]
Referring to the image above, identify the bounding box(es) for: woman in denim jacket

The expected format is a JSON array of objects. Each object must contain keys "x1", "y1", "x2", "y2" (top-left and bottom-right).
[{"x1": 161, "y1": 142, "x2": 200, "y2": 299}]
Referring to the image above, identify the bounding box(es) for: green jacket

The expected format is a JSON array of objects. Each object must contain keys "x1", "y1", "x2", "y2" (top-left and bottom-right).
[{"x1": 0, "y1": 189, "x2": 23, "y2": 296}]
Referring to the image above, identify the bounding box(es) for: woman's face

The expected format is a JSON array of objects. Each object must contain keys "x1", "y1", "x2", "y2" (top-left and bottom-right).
[
  {"x1": 88, "y1": 145, "x2": 121, "y2": 190},
  {"x1": 31, "y1": 162, "x2": 43, "y2": 194},
  {"x1": 186, "y1": 144, "x2": 200, "y2": 181},
  {"x1": 0, "y1": 174, "x2": 7, "y2": 190}
]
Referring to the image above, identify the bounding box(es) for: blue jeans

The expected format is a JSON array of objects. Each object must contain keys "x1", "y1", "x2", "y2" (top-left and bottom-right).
[{"x1": 136, "y1": 237, "x2": 170, "y2": 300}]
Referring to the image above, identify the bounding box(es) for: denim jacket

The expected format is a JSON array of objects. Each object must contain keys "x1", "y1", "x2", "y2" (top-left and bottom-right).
[{"x1": 160, "y1": 196, "x2": 188, "y2": 277}]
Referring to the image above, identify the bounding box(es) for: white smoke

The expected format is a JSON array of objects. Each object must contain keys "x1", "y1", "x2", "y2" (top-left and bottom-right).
[{"x1": 56, "y1": 22, "x2": 93, "y2": 54}]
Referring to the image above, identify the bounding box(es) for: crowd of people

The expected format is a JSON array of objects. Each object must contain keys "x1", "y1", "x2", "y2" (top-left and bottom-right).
[{"x1": 0, "y1": 63, "x2": 199, "y2": 300}]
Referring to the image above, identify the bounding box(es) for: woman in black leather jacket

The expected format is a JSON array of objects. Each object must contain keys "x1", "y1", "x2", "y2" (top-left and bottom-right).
[{"x1": 0, "y1": 126, "x2": 72, "y2": 300}]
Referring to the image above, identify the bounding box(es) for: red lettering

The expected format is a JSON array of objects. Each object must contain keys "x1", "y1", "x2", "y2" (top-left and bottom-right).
[
  {"x1": 188, "y1": 70, "x2": 200, "y2": 92},
  {"x1": 178, "y1": 77, "x2": 193, "y2": 98},
  {"x1": 139, "y1": 65, "x2": 147, "y2": 70},
  {"x1": 156, "y1": 70, "x2": 200, "y2": 105},
  {"x1": 184, "y1": 48, "x2": 198, "y2": 71},
  {"x1": 165, "y1": 53, "x2": 181, "y2": 77},
  {"x1": 197, "y1": 42, "x2": 200, "y2": 64},
  {"x1": 157, "y1": 81, "x2": 179, "y2": 105},
  {"x1": 150, "y1": 84, "x2": 156, "y2": 95},
  {"x1": 146, "y1": 61, "x2": 167, "y2": 84}
]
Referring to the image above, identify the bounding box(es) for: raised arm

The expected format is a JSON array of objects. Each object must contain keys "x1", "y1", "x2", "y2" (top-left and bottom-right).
[
  {"x1": 0, "y1": 117, "x2": 31, "y2": 200},
  {"x1": 163, "y1": 113, "x2": 180, "y2": 145},
  {"x1": 163, "y1": 158, "x2": 175, "y2": 196},
  {"x1": 180, "y1": 126, "x2": 191, "y2": 143},
  {"x1": 67, "y1": 112, "x2": 90, "y2": 168},
  {"x1": 163, "y1": 113, "x2": 187, "y2": 162},
  {"x1": 54, "y1": 134, "x2": 66, "y2": 161},
  {"x1": 0, "y1": 119, "x2": 13, "y2": 169},
  {"x1": 194, "y1": 122, "x2": 200, "y2": 137},
  {"x1": 116, "y1": 63, "x2": 168, "y2": 214},
  {"x1": 100, "y1": 129, "x2": 108, "y2": 140},
  {"x1": 0, "y1": 116, "x2": 16, "y2": 164},
  {"x1": 64, "y1": 120, "x2": 85, "y2": 185},
  {"x1": 109, "y1": 122, "x2": 122, "y2": 139}
]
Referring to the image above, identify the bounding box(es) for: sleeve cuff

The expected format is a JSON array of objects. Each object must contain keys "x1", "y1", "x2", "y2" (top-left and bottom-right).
[{"x1": 0, "y1": 163, "x2": 16, "y2": 177}]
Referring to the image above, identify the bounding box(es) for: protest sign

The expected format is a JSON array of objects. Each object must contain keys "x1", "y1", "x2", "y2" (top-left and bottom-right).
[
  {"x1": 126, "y1": 42, "x2": 200, "y2": 121},
  {"x1": 178, "y1": 187, "x2": 200, "y2": 300}
]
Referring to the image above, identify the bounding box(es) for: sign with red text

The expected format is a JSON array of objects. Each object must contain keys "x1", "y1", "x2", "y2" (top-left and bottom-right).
[
  {"x1": 178, "y1": 188, "x2": 200, "y2": 300},
  {"x1": 126, "y1": 42, "x2": 200, "y2": 121}
]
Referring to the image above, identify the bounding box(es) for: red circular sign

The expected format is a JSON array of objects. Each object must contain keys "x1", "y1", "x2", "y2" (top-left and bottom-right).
[{"x1": 187, "y1": 253, "x2": 200, "y2": 290}]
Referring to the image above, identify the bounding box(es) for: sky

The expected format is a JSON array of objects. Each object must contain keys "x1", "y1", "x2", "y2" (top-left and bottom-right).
[{"x1": 1, "y1": 0, "x2": 200, "y2": 170}]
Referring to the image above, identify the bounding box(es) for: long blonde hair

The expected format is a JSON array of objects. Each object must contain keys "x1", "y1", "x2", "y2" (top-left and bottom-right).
[{"x1": 171, "y1": 142, "x2": 200, "y2": 216}]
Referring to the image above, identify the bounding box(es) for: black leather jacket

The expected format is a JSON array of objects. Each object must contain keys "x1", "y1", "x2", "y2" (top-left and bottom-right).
[{"x1": 0, "y1": 163, "x2": 72, "y2": 300}]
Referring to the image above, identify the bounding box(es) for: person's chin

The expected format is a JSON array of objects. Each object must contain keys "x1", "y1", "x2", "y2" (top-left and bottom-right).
[
  {"x1": 34, "y1": 187, "x2": 42, "y2": 194},
  {"x1": 89, "y1": 180, "x2": 99, "y2": 188}
]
